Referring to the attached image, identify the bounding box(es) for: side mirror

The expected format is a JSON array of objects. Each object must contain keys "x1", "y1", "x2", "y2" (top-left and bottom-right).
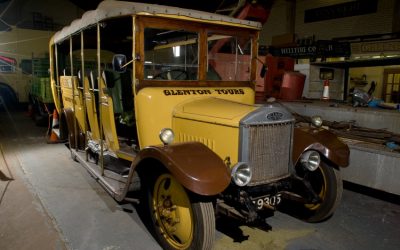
[
  {"x1": 260, "y1": 65, "x2": 267, "y2": 78},
  {"x1": 112, "y1": 54, "x2": 127, "y2": 73}
]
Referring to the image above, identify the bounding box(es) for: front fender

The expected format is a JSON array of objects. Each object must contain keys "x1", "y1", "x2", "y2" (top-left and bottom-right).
[
  {"x1": 132, "y1": 142, "x2": 231, "y2": 196},
  {"x1": 293, "y1": 127, "x2": 349, "y2": 167}
]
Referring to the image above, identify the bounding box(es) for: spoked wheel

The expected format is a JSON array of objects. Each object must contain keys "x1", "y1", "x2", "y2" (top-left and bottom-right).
[
  {"x1": 147, "y1": 172, "x2": 215, "y2": 250},
  {"x1": 297, "y1": 161, "x2": 343, "y2": 222}
]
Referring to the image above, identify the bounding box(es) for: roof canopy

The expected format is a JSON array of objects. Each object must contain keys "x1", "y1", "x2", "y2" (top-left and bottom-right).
[{"x1": 53, "y1": 0, "x2": 261, "y2": 44}]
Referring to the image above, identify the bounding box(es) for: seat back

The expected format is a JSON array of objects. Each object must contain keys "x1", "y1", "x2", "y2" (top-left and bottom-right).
[
  {"x1": 99, "y1": 71, "x2": 119, "y2": 152},
  {"x1": 84, "y1": 70, "x2": 100, "y2": 140},
  {"x1": 103, "y1": 70, "x2": 123, "y2": 114}
]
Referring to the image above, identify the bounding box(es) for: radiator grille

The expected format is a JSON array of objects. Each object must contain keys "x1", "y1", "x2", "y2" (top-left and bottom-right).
[{"x1": 247, "y1": 122, "x2": 293, "y2": 186}]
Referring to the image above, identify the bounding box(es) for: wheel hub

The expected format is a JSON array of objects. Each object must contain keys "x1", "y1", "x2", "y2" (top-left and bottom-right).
[
  {"x1": 152, "y1": 174, "x2": 194, "y2": 248},
  {"x1": 158, "y1": 197, "x2": 179, "y2": 230}
]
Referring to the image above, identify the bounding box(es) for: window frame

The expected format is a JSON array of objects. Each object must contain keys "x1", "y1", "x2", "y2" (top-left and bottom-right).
[
  {"x1": 206, "y1": 31, "x2": 254, "y2": 82},
  {"x1": 135, "y1": 16, "x2": 258, "y2": 90}
]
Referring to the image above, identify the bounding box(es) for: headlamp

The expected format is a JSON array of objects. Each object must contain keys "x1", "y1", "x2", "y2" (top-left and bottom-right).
[
  {"x1": 300, "y1": 150, "x2": 320, "y2": 171},
  {"x1": 231, "y1": 162, "x2": 252, "y2": 186},
  {"x1": 311, "y1": 116, "x2": 323, "y2": 127},
  {"x1": 159, "y1": 128, "x2": 174, "y2": 145}
]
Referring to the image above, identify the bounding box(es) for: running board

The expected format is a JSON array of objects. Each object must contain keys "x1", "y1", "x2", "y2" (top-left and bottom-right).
[{"x1": 71, "y1": 149, "x2": 140, "y2": 203}]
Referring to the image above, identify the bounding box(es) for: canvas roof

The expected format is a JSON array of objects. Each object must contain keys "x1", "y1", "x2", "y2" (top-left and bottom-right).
[{"x1": 53, "y1": 0, "x2": 261, "y2": 43}]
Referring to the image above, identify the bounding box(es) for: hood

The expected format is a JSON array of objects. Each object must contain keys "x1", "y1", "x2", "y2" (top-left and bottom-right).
[{"x1": 173, "y1": 97, "x2": 258, "y2": 127}]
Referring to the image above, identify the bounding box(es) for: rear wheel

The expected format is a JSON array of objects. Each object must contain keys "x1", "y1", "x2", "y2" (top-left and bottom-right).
[
  {"x1": 146, "y1": 172, "x2": 215, "y2": 250},
  {"x1": 299, "y1": 161, "x2": 342, "y2": 222}
]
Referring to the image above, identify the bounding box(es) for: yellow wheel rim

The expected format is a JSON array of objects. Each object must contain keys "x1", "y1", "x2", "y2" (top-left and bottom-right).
[
  {"x1": 305, "y1": 166, "x2": 327, "y2": 211},
  {"x1": 152, "y1": 173, "x2": 193, "y2": 249}
]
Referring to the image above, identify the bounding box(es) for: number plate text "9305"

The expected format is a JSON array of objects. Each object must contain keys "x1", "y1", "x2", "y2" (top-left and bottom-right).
[{"x1": 252, "y1": 194, "x2": 282, "y2": 210}]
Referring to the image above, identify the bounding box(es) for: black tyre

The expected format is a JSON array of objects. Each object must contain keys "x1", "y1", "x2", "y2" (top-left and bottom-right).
[
  {"x1": 298, "y1": 161, "x2": 343, "y2": 222},
  {"x1": 280, "y1": 159, "x2": 343, "y2": 223},
  {"x1": 146, "y1": 171, "x2": 215, "y2": 250}
]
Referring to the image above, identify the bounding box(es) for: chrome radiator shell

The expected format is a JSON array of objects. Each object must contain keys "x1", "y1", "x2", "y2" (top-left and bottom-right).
[{"x1": 239, "y1": 104, "x2": 295, "y2": 186}]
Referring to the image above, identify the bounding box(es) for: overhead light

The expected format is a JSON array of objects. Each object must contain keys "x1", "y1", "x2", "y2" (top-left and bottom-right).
[{"x1": 173, "y1": 46, "x2": 180, "y2": 57}]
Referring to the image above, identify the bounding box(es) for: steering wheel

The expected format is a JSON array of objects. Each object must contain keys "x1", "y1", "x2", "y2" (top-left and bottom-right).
[{"x1": 154, "y1": 69, "x2": 189, "y2": 80}]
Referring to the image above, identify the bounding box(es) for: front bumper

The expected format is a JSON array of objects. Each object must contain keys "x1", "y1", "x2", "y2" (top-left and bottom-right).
[{"x1": 217, "y1": 174, "x2": 321, "y2": 222}]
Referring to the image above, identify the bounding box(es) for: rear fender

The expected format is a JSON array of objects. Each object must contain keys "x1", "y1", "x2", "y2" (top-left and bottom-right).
[
  {"x1": 293, "y1": 127, "x2": 349, "y2": 167},
  {"x1": 131, "y1": 142, "x2": 231, "y2": 196}
]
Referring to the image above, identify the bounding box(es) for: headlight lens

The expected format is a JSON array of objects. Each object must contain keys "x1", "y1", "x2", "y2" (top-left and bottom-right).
[
  {"x1": 231, "y1": 162, "x2": 252, "y2": 186},
  {"x1": 300, "y1": 150, "x2": 320, "y2": 171},
  {"x1": 311, "y1": 116, "x2": 323, "y2": 127},
  {"x1": 159, "y1": 128, "x2": 174, "y2": 145}
]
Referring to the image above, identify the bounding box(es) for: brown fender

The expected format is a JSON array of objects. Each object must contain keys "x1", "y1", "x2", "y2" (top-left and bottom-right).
[
  {"x1": 293, "y1": 127, "x2": 349, "y2": 167},
  {"x1": 131, "y1": 142, "x2": 231, "y2": 196}
]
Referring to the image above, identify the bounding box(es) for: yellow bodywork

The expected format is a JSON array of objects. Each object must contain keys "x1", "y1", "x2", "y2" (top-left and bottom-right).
[
  {"x1": 174, "y1": 97, "x2": 257, "y2": 127},
  {"x1": 50, "y1": 78, "x2": 61, "y2": 114},
  {"x1": 99, "y1": 77, "x2": 119, "y2": 152},
  {"x1": 49, "y1": 5, "x2": 261, "y2": 168},
  {"x1": 83, "y1": 77, "x2": 100, "y2": 140},
  {"x1": 173, "y1": 98, "x2": 258, "y2": 164},
  {"x1": 49, "y1": 38, "x2": 62, "y2": 114},
  {"x1": 135, "y1": 87, "x2": 257, "y2": 165},
  {"x1": 60, "y1": 76, "x2": 86, "y2": 131}
]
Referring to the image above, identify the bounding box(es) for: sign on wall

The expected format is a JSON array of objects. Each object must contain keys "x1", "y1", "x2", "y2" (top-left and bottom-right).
[
  {"x1": 304, "y1": 0, "x2": 378, "y2": 23},
  {"x1": 269, "y1": 41, "x2": 351, "y2": 58},
  {"x1": 351, "y1": 40, "x2": 400, "y2": 55}
]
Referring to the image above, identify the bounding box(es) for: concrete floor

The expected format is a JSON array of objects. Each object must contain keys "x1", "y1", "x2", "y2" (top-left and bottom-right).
[{"x1": 1, "y1": 111, "x2": 399, "y2": 250}]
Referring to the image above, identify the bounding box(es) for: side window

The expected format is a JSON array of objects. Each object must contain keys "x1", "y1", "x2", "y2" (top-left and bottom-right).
[
  {"x1": 99, "y1": 17, "x2": 133, "y2": 72},
  {"x1": 56, "y1": 39, "x2": 69, "y2": 77},
  {"x1": 21, "y1": 59, "x2": 33, "y2": 75},
  {"x1": 207, "y1": 33, "x2": 252, "y2": 81},
  {"x1": 99, "y1": 17, "x2": 133, "y2": 113},
  {"x1": 82, "y1": 26, "x2": 98, "y2": 82},
  {"x1": 143, "y1": 28, "x2": 199, "y2": 80},
  {"x1": 71, "y1": 34, "x2": 81, "y2": 79}
]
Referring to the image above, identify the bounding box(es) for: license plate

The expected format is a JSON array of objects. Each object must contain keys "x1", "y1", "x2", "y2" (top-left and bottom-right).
[{"x1": 252, "y1": 194, "x2": 282, "y2": 210}]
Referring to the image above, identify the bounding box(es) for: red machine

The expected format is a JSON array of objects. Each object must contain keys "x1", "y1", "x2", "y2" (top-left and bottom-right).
[{"x1": 211, "y1": 1, "x2": 297, "y2": 102}]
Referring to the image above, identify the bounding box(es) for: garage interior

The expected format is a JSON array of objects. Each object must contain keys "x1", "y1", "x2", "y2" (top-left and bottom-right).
[{"x1": 0, "y1": 0, "x2": 399, "y2": 249}]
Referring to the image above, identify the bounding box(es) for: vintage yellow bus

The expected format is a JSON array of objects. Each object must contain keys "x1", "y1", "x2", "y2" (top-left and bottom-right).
[{"x1": 50, "y1": 1, "x2": 349, "y2": 249}]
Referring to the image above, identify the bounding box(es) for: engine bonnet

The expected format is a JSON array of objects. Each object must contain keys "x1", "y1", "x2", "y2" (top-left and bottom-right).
[{"x1": 173, "y1": 97, "x2": 258, "y2": 127}]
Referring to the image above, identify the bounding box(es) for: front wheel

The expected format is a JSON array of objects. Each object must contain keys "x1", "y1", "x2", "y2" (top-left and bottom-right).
[
  {"x1": 296, "y1": 161, "x2": 343, "y2": 223},
  {"x1": 147, "y1": 172, "x2": 215, "y2": 250}
]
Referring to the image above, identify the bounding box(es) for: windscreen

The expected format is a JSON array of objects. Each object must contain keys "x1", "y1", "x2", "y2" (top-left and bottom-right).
[
  {"x1": 144, "y1": 28, "x2": 199, "y2": 80},
  {"x1": 207, "y1": 33, "x2": 252, "y2": 81}
]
